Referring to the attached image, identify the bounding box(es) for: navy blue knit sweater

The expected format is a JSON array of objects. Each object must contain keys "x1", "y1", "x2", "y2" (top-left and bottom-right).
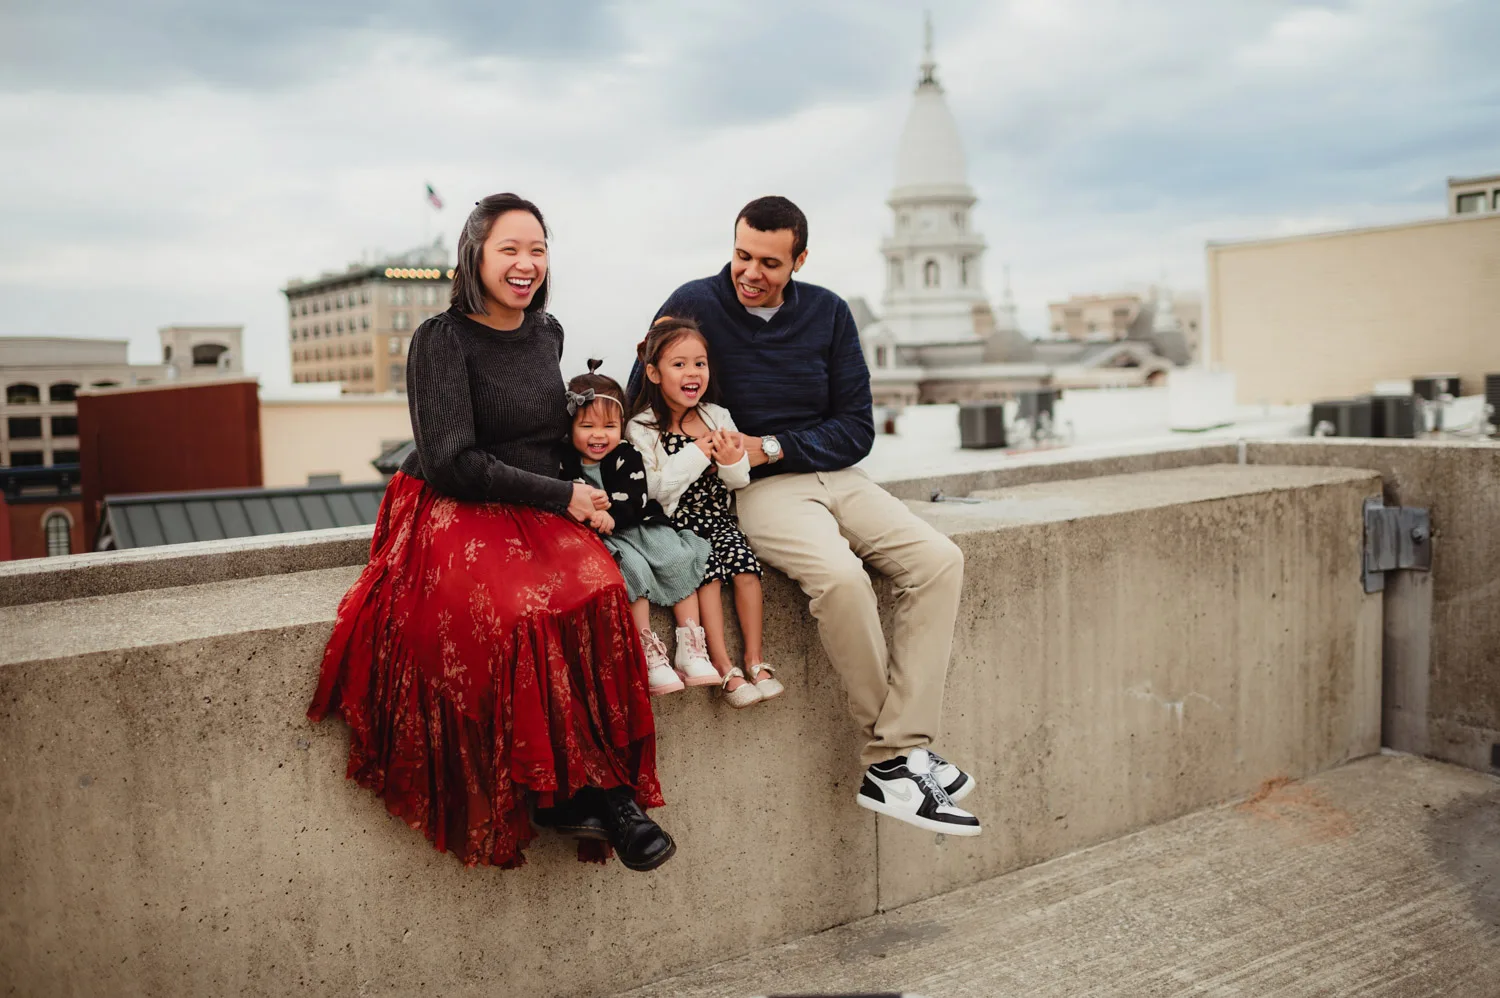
[{"x1": 626, "y1": 264, "x2": 874, "y2": 478}]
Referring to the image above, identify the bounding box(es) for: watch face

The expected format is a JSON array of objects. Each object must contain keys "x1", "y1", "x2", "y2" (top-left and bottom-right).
[{"x1": 764, "y1": 438, "x2": 781, "y2": 456}]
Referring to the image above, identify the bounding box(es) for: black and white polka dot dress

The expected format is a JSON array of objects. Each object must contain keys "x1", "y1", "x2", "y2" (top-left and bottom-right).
[{"x1": 660, "y1": 431, "x2": 762, "y2": 584}]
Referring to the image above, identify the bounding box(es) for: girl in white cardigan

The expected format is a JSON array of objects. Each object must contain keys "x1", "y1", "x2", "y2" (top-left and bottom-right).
[{"x1": 626, "y1": 318, "x2": 783, "y2": 710}]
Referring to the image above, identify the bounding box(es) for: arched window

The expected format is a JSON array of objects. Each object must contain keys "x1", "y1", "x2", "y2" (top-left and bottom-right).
[
  {"x1": 923, "y1": 259, "x2": 940, "y2": 288},
  {"x1": 43, "y1": 511, "x2": 71, "y2": 557},
  {"x1": 192, "y1": 343, "x2": 228, "y2": 367},
  {"x1": 6, "y1": 383, "x2": 40, "y2": 405},
  {"x1": 960, "y1": 256, "x2": 971, "y2": 287},
  {"x1": 48, "y1": 382, "x2": 78, "y2": 403}
]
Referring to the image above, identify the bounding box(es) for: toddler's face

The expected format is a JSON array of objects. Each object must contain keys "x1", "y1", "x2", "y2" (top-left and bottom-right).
[{"x1": 571, "y1": 401, "x2": 622, "y2": 463}]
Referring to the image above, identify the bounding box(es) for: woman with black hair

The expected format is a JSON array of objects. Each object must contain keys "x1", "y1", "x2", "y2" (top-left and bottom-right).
[{"x1": 308, "y1": 193, "x2": 675, "y2": 872}]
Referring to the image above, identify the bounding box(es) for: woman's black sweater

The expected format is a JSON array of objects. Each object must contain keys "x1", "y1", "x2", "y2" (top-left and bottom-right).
[{"x1": 399, "y1": 307, "x2": 573, "y2": 512}]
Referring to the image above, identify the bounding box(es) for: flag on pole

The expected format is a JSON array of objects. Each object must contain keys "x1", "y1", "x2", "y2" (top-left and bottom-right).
[{"x1": 425, "y1": 183, "x2": 444, "y2": 210}]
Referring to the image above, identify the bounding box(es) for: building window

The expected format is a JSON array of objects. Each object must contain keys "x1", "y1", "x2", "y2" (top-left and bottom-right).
[
  {"x1": 311, "y1": 300, "x2": 320, "y2": 313},
  {"x1": 51, "y1": 416, "x2": 78, "y2": 437},
  {"x1": 421, "y1": 286, "x2": 439, "y2": 306},
  {"x1": 6, "y1": 383, "x2": 41, "y2": 405},
  {"x1": 361, "y1": 315, "x2": 370, "y2": 329},
  {"x1": 1456, "y1": 192, "x2": 1486, "y2": 214},
  {"x1": 361, "y1": 289, "x2": 371, "y2": 304},
  {"x1": 952, "y1": 211, "x2": 964, "y2": 230},
  {"x1": 52, "y1": 449, "x2": 79, "y2": 464},
  {"x1": 923, "y1": 259, "x2": 939, "y2": 288},
  {"x1": 888, "y1": 258, "x2": 904, "y2": 289},
  {"x1": 389, "y1": 336, "x2": 403, "y2": 355},
  {"x1": 192, "y1": 344, "x2": 228, "y2": 368},
  {"x1": 43, "y1": 511, "x2": 72, "y2": 556},
  {"x1": 8, "y1": 417, "x2": 42, "y2": 438},
  {"x1": 48, "y1": 382, "x2": 78, "y2": 403},
  {"x1": 9, "y1": 451, "x2": 44, "y2": 467},
  {"x1": 959, "y1": 256, "x2": 971, "y2": 287},
  {"x1": 875, "y1": 345, "x2": 889, "y2": 367},
  {"x1": 299, "y1": 302, "x2": 307, "y2": 315},
  {"x1": 1494, "y1": 190, "x2": 1500, "y2": 211},
  {"x1": 390, "y1": 364, "x2": 406, "y2": 388},
  {"x1": 392, "y1": 287, "x2": 410, "y2": 306},
  {"x1": 393, "y1": 311, "x2": 410, "y2": 330},
  {"x1": 91, "y1": 380, "x2": 119, "y2": 389},
  {"x1": 336, "y1": 319, "x2": 345, "y2": 333}
]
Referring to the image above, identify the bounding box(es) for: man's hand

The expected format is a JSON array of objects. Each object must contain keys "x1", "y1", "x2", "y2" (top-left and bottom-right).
[
  {"x1": 742, "y1": 435, "x2": 769, "y2": 468},
  {"x1": 587, "y1": 509, "x2": 616, "y2": 535}
]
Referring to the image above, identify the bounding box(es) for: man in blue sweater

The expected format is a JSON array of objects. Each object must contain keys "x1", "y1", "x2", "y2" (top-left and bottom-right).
[{"x1": 629, "y1": 196, "x2": 981, "y2": 837}]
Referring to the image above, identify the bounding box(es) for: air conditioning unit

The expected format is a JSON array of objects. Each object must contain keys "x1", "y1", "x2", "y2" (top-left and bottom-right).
[
  {"x1": 1368, "y1": 394, "x2": 1416, "y2": 439},
  {"x1": 1310, "y1": 398, "x2": 1373, "y2": 438},
  {"x1": 957, "y1": 401, "x2": 1007, "y2": 449}
]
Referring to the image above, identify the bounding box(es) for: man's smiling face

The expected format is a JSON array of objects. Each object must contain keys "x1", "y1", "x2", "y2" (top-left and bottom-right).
[{"x1": 731, "y1": 219, "x2": 806, "y2": 310}]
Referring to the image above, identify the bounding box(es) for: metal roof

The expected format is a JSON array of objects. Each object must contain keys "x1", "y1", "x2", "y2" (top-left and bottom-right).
[{"x1": 97, "y1": 482, "x2": 384, "y2": 550}]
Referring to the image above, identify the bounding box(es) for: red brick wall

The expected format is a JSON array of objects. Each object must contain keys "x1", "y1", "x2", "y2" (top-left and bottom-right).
[
  {"x1": 0, "y1": 499, "x2": 86, "y2": 560},
  {"x1": 77, "y1": 381, "x2": 261, "y2": 547}
]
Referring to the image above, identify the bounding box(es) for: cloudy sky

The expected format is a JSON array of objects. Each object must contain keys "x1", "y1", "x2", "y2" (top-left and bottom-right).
[{"x1": 3, "y1": 0, "x2": 1497, "y2": 387}]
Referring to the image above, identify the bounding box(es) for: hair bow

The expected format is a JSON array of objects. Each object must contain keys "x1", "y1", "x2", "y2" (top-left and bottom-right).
[{"x1": 565, "y1": 389, "x2": 596, "y2": 416}]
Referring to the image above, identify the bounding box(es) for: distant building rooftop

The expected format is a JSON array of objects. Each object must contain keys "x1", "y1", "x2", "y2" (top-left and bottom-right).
[{"x1": 97, "y1": 481, "x2": 384, "y2": 551}]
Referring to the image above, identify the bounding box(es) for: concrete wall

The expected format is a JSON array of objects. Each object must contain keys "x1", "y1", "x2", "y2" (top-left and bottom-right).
[
  {"x1": 260, "y1": 397, "x2": 412, "y2": 487},
  {"x1": 1207, "y1": 212, "x2": 1500, "y2": 404},
  {"x1": 1245, "y1": 439, "x2": 1500, "y2": 774},
  {"x1": 0, "y1": 463, "x2": 1381, "y2": 998}
]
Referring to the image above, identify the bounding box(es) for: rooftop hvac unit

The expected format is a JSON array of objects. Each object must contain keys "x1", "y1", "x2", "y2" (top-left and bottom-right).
[
  {"x1": 1310, "y1": 398, "x2": 1373, "y2": 438},
  {"x1": 957, "y1": 401, "x2": 1007, "y2": 449},
  {"x1": 1368, "y1": 394, "x2": 1417, "y2": 439},
  {"x1": 1412, "y1": 374, "x2": 1461, "y2": 400},
  {"x1": 1015, "y1": 388, "x2": 1058, "y2": 421},
  {"x1": 1486, "y1": 374, "x2": 1500, "y2": 436}
]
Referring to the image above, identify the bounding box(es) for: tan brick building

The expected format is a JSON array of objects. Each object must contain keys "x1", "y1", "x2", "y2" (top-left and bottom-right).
[{"x1": 284, "y1": 242, "x2": 452, "y2": 394}]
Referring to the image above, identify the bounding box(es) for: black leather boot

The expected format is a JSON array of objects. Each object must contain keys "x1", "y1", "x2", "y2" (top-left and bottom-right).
[
  {"x1": 532, "y1": 792, "x2": 609, "y2": 841},
  {"x1": 594, "y1": 786, "x2": 676, "y2": 872}
]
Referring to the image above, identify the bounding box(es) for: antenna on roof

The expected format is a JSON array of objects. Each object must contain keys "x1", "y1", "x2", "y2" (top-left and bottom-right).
[{"x1": 919, "y1": 8, "x2": 938, "y2": 87}]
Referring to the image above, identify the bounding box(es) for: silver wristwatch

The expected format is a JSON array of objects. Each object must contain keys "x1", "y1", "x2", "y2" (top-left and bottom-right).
[{"x1": 762, "y1": 435, "x2": 783, "y2": 462}]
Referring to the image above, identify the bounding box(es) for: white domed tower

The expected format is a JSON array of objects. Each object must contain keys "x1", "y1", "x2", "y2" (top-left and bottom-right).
[{"x1": 878, "y1": 16, "x2": 988, "y2": 348}]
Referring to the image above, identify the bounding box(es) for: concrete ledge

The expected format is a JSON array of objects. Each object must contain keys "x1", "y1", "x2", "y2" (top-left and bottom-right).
[
  {"x1": 0, "y1": 464, "x2": 1383, "y2": 997},
  {"x1": 0, "y1": 525, "x2": 373, "y2": 609}
]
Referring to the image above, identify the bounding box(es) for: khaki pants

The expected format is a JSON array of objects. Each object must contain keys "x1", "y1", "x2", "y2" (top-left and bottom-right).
[{"x1": 736, "y1": 468, "x2": 964, "y2": 767}]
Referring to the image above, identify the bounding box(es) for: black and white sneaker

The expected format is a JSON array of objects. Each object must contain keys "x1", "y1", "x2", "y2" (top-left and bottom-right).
[
  {"x1": 857, "y1": 747, "x2": 982, "y2": 836},
  {"x1": 927, "y1": 749, "x2": 976, "y2": 803}
]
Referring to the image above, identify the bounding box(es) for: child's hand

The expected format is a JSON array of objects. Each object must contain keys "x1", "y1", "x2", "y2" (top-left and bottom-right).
[
  {"x1": 587, "y1": 509, "x2": 616, "y2": 535},
  {"x1": 714, "y1": 430, "x2": 745, "y2": 466},
  {"x1": 569, "y1": 484, "x2": 609, "y2": 522},
  {"x1": 694, "y1": 434, "x2": 716, "y2": 460}
]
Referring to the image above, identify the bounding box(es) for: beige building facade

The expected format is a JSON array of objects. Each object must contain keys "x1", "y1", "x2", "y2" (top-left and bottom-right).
[
  {"x1": 258, "y1": 393, "x2": 413, "y2": 487},
  {"x1": 1449, "y1": 173, "x2": 1500, "y2": 216},
  {"x1": 159, "y1": 325, "x2": 243, "y2": 380},
  {"x1": 284, "y1": 241, "x2": 452, "y2": 394},
  {"x1": 1047, "y1": 289, "x2": 1203, "y2": 358},
  {"x1": 1207, "y1": 211, "x2": 1500, "y2": 405},
  {"x1": 1, "y1": 337, "x2": 168, "y2": 467}
]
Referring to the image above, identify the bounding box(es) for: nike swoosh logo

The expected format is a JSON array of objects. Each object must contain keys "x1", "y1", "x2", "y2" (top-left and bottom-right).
[{"x1": 883, "y1": 783, "x2": 914, "y2": 803}]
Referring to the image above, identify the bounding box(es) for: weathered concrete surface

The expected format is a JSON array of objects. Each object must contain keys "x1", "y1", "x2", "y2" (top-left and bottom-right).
[
  {"x1": 879, "y1": 441, "x2": 1237, "y2": 502},
  {"x1": 608, "y1": 753, "x2": 1500, "y2": 998},
  {"x1": 1248, "y1": 439, "x2": 1500, "y2": 775},
  {"x1": 877, "y1": 465, "x2": 1384, "y2": 911},
  {"x1": 0, "y1": 524, "x2": 372, "y2": 608},
  {"x1": 0, "y1": 465, "x2": 1381, "y2": 997}
]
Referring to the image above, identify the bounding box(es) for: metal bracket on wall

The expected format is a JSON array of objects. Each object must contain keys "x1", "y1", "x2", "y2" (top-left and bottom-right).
[{"x1": 1363, "y1": 498, "x2": 1432, "y2": 593}]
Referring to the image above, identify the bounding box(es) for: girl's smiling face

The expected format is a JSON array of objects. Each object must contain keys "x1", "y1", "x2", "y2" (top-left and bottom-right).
[
  {"x1": 646, "y1": 332, "x2": 710, "y2": 414},
  {"x1": 570, "y1": 400, "x2": 622, "y2": 464}
]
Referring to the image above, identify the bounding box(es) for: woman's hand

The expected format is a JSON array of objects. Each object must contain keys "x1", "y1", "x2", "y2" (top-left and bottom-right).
[
  {"x1": 569, "y1": 483, "x2": 610, "y2": 522},
  {"x1": 713, "y1": 430, "x2": 745, "y2": 466},
  {"x1": 587, "y1": 509, "x2": 616, "y2": 535}
]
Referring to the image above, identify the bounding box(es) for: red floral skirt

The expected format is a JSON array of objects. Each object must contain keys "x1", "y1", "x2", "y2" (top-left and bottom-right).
[{"x1": 307, "y1": 472, "x2": 662, "y2": 868}]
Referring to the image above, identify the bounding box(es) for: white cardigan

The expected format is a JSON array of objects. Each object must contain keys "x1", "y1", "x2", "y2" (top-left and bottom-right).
[{"x1": 625, "y1": 402, "x2": 752, "y2": 517}]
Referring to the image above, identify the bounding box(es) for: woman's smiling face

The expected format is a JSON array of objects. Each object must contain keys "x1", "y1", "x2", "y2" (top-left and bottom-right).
[
  {"x1": 479, "y1": 209, "x2": 547, "y2": 313},
  {"x1": 646, "y1": 331, "x2": 710, "y2": 414}
]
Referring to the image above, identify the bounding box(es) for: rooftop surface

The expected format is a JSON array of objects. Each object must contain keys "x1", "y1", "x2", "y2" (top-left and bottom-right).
[{"x1": 608, "y1": 753, "x2": 1500, "y2": 998}]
